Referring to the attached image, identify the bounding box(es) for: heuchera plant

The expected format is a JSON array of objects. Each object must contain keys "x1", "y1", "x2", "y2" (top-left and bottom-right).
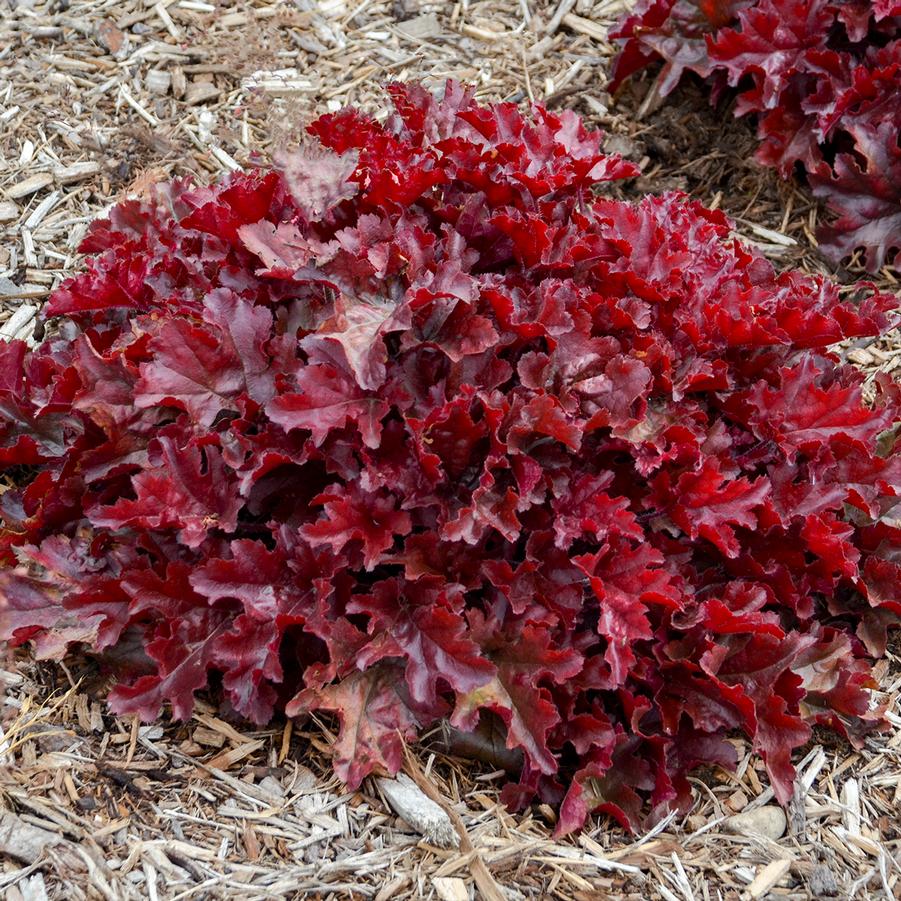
[
  {"x1": 610, "y1": 0, "x2": 901, "y2": 272},
  {"x1": 1, "y1": 82, "x2": 900, "y2": 834}
]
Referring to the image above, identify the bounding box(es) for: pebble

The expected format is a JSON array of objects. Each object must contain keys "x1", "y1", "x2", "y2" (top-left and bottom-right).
[{"x1": 723, "y1": 805, "x2": 787, "y2": 841}]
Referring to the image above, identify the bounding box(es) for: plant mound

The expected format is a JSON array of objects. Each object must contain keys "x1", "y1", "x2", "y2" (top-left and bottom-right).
[
  {"x1": 1, "y1": 82, "x2": 900, "y2": 834},
  {"x1": 610, "y1": 0, "x2": 901, "y2": 273}
]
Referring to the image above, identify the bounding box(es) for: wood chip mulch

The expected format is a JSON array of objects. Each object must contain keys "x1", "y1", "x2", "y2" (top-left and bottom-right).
[{"x1": 1, "y1": 1, "x2": 899, "y2": 899}]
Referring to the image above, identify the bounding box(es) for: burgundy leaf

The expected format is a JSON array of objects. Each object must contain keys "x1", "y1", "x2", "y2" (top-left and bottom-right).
[
  {"x1": 274, "y1": 144, "x2": 359, "y2": 222},
  {"x1": 89, "y1": 438, "x2": 242, "y2": 547},
  {"x1": 267, "y1": 362, "x2": 389, "y2": 449},
  {"x1": 301, "y1": 484, "x2": 412, "y2": 570},
  {"x1": 286, "y1": 664, "x2": 420, "y2": 788}
]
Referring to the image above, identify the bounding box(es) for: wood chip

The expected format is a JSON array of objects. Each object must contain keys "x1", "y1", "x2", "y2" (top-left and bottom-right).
[
  {"x1": 546, "y1": 0, "x2": 577, "y2": 34},
  {"x1": 460, "y1": 23, "x2": 502, "y2": 41},
  {"x1": 154, "y1": 1, "x2": 182, "y2": 40},
  {"x1": 0, "y1": 201, "x2": 19, "y2": 223},
  {"x1": 171, "y1": 66, "x2": 187, "y2": 99},
  {"x1": 432, "y1": 876, "x2": 469, "y2": 901},
  {"x1": 145, "y1": 69, "x2": 172, "y2": 95},
  {"x1": 744, "y1": 220, "x2": 798, "y2": 246},
  {"x1": 53, "y1": 162, "x2": 101, "y2": 185},
  {"x1": 184, "y1": 80, "x2": 220, "y2": 106},
  {"x1": 5, "y1": 173, "x2": 54, "y2": 200},
  {"x1": 747, "y1": 858, "x2": 792, "y2": 899},
  {"x1": 206, "y1": 739, "x2": 265, "y2": 771},
  {"x1": 724, "y1": 806, "x2": 787, "y2": 841},
  {"x1": 561, "y1": 12, "x2": 609, "y2": 41},
  {"x1": 0, "y1": 811, "x2": 69, "y2": 862},
  {"x1": 395, "y1": 13, "x2": 442, "y2": 41},
  {"x1": 119, "y1": 83, "x2": 159, "y2": 126},
  {"x1": 841, "y1": 778, "x2": 861, "y2": 836},
  {"x1": 96, "y1": 19, "x2": 126, "y2": 55},
  {"x1": 219, "y1": 11, "x2": 248, "y2": 27},
  {"x1": 241, "y1": 69, "x2": 317, "y2": 96},
  {"x1": 0, "y1": 303, "x2": 38, "y2": 341},
  {"x1": 377, "y1": 774, "x2": 459, "y2": 849}
]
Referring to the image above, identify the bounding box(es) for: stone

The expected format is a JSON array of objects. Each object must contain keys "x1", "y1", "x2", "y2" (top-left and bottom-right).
[{"x1": 723, "y1": 805, "x2": 788, "y2": 841}]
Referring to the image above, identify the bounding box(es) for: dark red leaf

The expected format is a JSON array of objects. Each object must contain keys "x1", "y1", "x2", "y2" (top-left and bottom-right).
[
  {"x1": 301, "y1": 484, "x2": 412, "y2": 570},
  {"x1": 286, "y1": 664, "x2": 420, "y2": 788}
]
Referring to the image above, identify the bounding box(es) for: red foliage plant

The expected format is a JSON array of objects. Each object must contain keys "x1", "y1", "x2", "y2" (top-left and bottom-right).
[
  {"x1": 1, "y1": 82, "x2": 900, "y2": 834},
  {"x1": 610, "y1": 0, "x2": 901, "y2": 273}
]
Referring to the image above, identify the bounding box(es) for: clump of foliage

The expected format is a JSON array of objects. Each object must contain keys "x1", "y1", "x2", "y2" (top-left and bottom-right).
[
  {"x1": 610, "y1": 0, "x2": 901, "y2": 272},
  {"x1": 1, "y1": 82, "x2": 899, "y2": 834}
]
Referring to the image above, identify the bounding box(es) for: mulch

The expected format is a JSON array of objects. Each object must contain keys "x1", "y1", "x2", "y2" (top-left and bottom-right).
[{"x1": 1, "y1": 1, "x2": 899, "y2": 899}]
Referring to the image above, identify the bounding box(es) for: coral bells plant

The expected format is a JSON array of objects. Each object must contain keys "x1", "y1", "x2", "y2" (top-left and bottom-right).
[
  {"x1": 610, "y1": 0, "x2": 901, "y2": 272},
  {"x1": 1, "y1": 81, "x2": 900, "y2": 833}
]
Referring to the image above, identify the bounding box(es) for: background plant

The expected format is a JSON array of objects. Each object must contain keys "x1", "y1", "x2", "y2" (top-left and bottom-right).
[{"x1": 611, "y1": 0, "x2": 901, "y2": 273}]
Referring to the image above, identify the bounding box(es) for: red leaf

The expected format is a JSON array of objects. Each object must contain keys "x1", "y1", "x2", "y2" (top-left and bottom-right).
[
  {"x1": 304, "y1": 293, "x2": 411, "y2": 391},
  {"x1": 190, "y1": 539, "x2": 311, "y2": 622},
  {"x1": 301, "y1": 484, "x2": 412, "y2": 570},
  {"x1": 212, "y1": 614, "x2": 282, "y2": 723},
  {"x1": 744, "y1": 358, "x2": 891, "y2": 457},
  {"x1": 267, "y1": 361, "x2": 389, "y2": 449},
  {"x1": 453, "y1": 621, "x2": 583, "y2": 774},
  {"x1": 109, "y1": 609, "x2": 232, "y2": 721},
  {"x1": 657, "y1": 458, "x2": 769, "y2": 558},
  {"x1": 350, "y1": 579, "x2": 495, "y2": 705},
  {"x1": 135, "y1": 290, "x2": 273, "y2": 425},
  {"x1": 507, "y1": 394, "x2": 582, "y2": 452},
  {"x1": 135, "y1": 319, "x2": 244, "y2": 426},
  {"x1": 89, "y1": 438, "x2": 242, "y2": 548},
  {"x1": 238, "y1": 220, "x2": 316, "y2": 275},
  {"x1": 274, "y1": 144, "x2": 360, "y2": 221},
  {"x1": 286, "y1": 665, "x2": 420, "y2": 788},
  {"x1": 0, "y1": 537, "x2": 130, "y2": 659},
  {"x1": 551, "y1": 473, "x2": 642, "y2": 550}
]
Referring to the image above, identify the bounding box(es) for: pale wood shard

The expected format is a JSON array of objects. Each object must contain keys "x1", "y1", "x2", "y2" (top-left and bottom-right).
[
  {"x1": 0, "y1": 811, "x2": 68, "y2": 863},
  {"x1": 184, "y1": 80, "x2": 221, "y2": 106},
  {"x1": 723, "y1": 806, "x2": 787, "y2": 841},
  {"x1": 747, "y1": 858, "x2": 792, "y2": 899},
  {"x1": 154, "y1": 1, "x2": 182, "y2": 40},
  {"x1": 145, "y1": 68, "x2": 172, "y2": 95},
  {"x1": 562, "y1": 12, "x2": 609, "y2": 41},
  {"x1": 241, "y1": 69, "x2": 318, "y2": 96},
  {"x1": 20, "y1": 872, "x2": 50, "y2": 901},
  {"x1": 118, "y1": 82, "x2": 158, "y2": 126},
  {"x1": 206, "y1": 738, "x2": 266, "y2": 771},
  {"x1": 432, "y1": 876, "x2": 469, "y2": 901},
  {"x1": 460, "y1": 23, "x2": 502, "y2": 41},
  {"x1": 219, "y1": 11, "x2": 249, "y2": 27},
  {"x1": 53, "y1": 162, "x2": 101, "y2": 185},
  {"x1": 5, "y1": 173, "x2": 54, "y2": 200},
  {"x1": 546, "y1": 0, "x2": 578, "y2": 35},
  {"x1": 0, "y1": 303, "x2": 38, "y2": 340},
  {"x1": 376, "y1": 774, "x2": 459, "y2": 849},
  {"x1": 395, "y1": 13, "x2": 443, "y2": 41},
  {"x1": 0, "y1": 201, "x2": 18, "y2": 223},
  {"x1": 841, "y1": 777, "x2": 862, "y2": 836}
]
